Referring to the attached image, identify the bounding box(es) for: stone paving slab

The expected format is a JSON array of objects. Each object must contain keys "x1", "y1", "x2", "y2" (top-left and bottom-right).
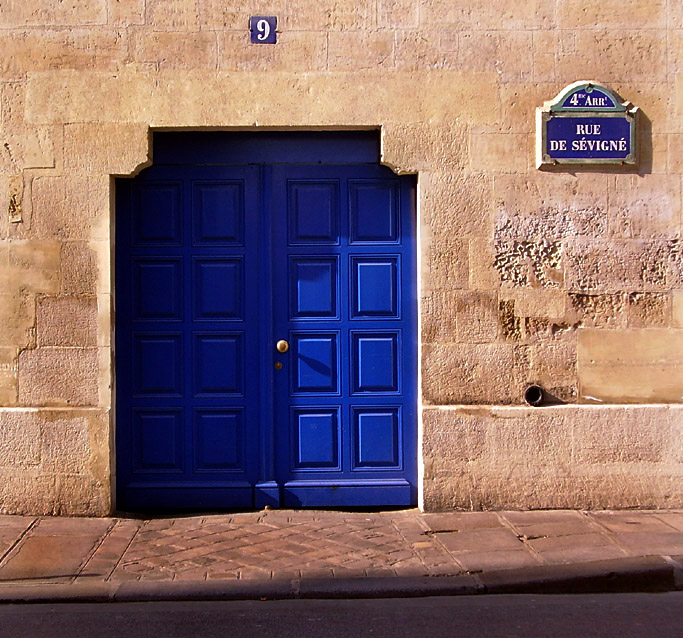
[
  {"x1": 0, "y1": 509, "x2": 681, "y2": 600},
  {"x1": 0, "y1": 517, "x2": 34, "y2": 559}
]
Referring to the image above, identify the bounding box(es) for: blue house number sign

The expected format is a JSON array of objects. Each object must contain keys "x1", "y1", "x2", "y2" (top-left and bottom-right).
[
  {"x1": 537, "y1": 82, "x2": 638, "y2": 167},
  {"x1": 250, "y1": 16, "x2": 277, "y2": 44}
]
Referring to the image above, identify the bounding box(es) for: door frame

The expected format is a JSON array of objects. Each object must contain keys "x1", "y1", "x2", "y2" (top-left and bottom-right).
[{"x1": 113, "y1": 131, "x2": 419, "y2": 510}]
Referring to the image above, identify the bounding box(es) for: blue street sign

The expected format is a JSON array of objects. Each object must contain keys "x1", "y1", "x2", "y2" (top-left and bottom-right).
[
  {"x1": 537, "y1": 82, "x2": 638, "y2": 167},
  {"x1": 545, "y1": 116, "x2": 631, "y2": 160}
]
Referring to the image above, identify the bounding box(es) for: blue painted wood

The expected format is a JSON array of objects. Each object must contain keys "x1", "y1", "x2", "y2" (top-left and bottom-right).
[
  {"x1": 271, "y1": 165, "x2": 417, "y2": 507},
  {"x1": 152, "y1": 132, "x2": 380, "y2": 166},
  {"x1": 116, "y1": 134, "x2": 416, "y2": 510},
  {"x1": 117, "y1": 165, "x2": 262, "y2": 510}
]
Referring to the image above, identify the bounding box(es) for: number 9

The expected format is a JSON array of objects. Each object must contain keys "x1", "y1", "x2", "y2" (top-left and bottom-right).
[{"x1": 256, "y1": 19, "x2": 271, "y2": 41}]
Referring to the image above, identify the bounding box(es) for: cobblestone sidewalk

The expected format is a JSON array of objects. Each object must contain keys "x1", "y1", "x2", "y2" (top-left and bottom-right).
[{"x1": 0, "y1": 509, "x2": 682, "y2": 588}]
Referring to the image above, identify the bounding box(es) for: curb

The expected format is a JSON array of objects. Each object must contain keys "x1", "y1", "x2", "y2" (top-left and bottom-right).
[{"x1": 0, "y1": 556, "x2": 680, "y2": 604}]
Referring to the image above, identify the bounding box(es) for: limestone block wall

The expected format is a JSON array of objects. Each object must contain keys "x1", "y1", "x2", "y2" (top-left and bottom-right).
[{"x1": 0, "y1": 1, "x2": 681, "y2": 514}]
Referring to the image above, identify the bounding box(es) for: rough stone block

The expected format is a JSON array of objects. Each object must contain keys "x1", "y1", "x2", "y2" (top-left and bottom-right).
[
  {"x1": 572, "y1": 406, "x2": 671, "y2": 464},
  {"x1": 425, "y1": 237, "x2": 469, "y2": 291},
  {"x1": 419, "y1": 0, "x2": 554, "y2": 30},
  {"x1": 523, "y1": 343, "x2": 578, "y2": 402},
  {"x1": 36, "y1": 296, "x2": 98, "y2": 347},
  {"x1": 493, "y1": 173, "x2": 608, "y2": 240},
  {"x1": 25, "y1": 68, "x2": 500, "y2": 128},
  {"x1": 557, "y1": 0, "x2": 666, "y2": 29},
  {"x1": 671, "y1": 32, "x2": 683, "y2": 76},
  {"x1": 32, "y1": 176, "x2": 109, "y2": 241},
  {"x1": 0, "y1": 29, "x2": 125, "y2": 79},
  {"x1": 201, "y1": 0, "x2": 375, "y2": 31},
  {"x1": 484, "y1": 410, "x2": 574, "y2": 475},
  {"x1": 55, "y1": 474, "x2": 109, "y2": 516},
  {"x1": 218, "y1": 31, "x2": 328, "y2": 72},
  {"x1": 146, "y1": 0, "x2": 199, "y2": 30},
  {"x1": 556, "y1": 31, "x2": 667, "y2": 82},
  {"x1": 671, "y1": 408, "x2": 683, "y2": 463},
  {"x1": 422, "y1": 291, "x2": 498, "y2": 344},
  {"x1": 627, "y1": 292, "x2": 672, "y2": 327},
  {"x1": 8, "y1": 240, "x2": 60, "y2": 294},
  {"x1": 422, "y1": 405, "x2": 682, "y2": 511},
  {"x1": 382, "y1": 124, "x2": 468, "y2": 174},
  {"x1": 379, "y1": 0, "x2": 418, "y2": 27},
  {"x1": 0, "y1": 409, "x2": 40, "y2": 467},
  {"x1": 40, "y1": 414, "x2": 92, "y2": 473},
  {"x1": 0, "y1": 83, "x2": 55, "y2": 170},
  {"x1": 0, "y1": 347, "x2": 18, "y2": 405},
  {"x1": 470, "y1": 133, "x2": 529, "y2": 173},
  {"x1": 469, "y1": 238, "x2": 500, "y2": 291},
  {"x1": 418, "y1": 171, "x2": 492, "y2": 238},
  {"x1": 668, "y1": 135, "x2": 683, "y2": 173},
  {"x1": 328, "y1": 31, "x2": 394, "y2": 71},
  {"x1": 578, "y1": 328, "x2": 683, "y2": 402},
  {"x1": 608, "y1": 175, "x2": 681, "y2": 239},
  {"x1": 197, "y1": 1, "x2": 243, "y2": 29},
  {"x1": 422, "y1": 343, "x2": 519, "y2": 404},
  {"x1": 484, "y1": 82, "x2": 550, "y2": 133},
  {"x1": 494, "y1": 239, "x2": 563, "y2": 288},
  {"x1": 133, "y1": 30, "x2": 217, "y2": 69},
  {"x1": 498, "y1": 299, "x2": 523, "y2": 341},
  {"x1": 421, "y1": 291, "x2": 458, "y2": 344},
  {"x1": 60, "y1": 242, "x2": 97, "y2": 295},
  {"x1": 564, "y1": 240, "x2": 668, "y2": 293},
  {"x1": 532, "y1": 32, "x2": 557, "y2": 83},
  {"x1": 568, "y1": 292, "x2": 627, "y2": 329},
  {"x1": 458, "y1": 31, "x2": 533, "y2": 82},
  {"x1": 107, "y1": 0, "x2": 145, "y2": 26},
  {"x1": 422, "y1": 408, "x2": 487, "y2": 467},
  {"x1": 18, "y1": 348, "x2": 99, "y2": 406},
  {"x1": 618, "y1": 83, "x2": 674, "y2": 136},
  {"x1": 0, "y1": 291, "x2": 35, "y2": 349},
  {"x1": 63, "y1": 122, "x2": 149, "y2": 176},
  {"x1": 500, "y1": 289, "x2": 566, "y2": 320},
  {"x1": 674, "y1": 290, "x2": 683, "y2": 328},
  {"x1": 0, "y1": 469, "x2": 57, "y2": 515},
  {"x1": 455, "y1": 292, "x2": 499, "y2": 343},
  {"x1": 642, "y1": 132, "x2": 668, "y2": 174},
  {"x1": 394, "y1": 29, "x2": 457, "y2": 70},
  {"x1": 0, "y1": 0, "x2": 106, "y2": 27}
]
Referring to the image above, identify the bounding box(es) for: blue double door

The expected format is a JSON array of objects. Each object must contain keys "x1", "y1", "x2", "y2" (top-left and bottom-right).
[{"x1": 116, "y1": 138, "x2": 417, "y2": 510}]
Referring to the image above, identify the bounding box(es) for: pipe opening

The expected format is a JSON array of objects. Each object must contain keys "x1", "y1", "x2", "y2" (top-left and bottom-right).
[{"x1": 524, "y1": 385, "x2": 545, "y2": 407}]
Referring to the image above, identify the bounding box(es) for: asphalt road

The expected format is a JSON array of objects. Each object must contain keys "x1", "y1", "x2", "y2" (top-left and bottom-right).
[{"x1": 0, "y1": 593, "x2": 681, "y2": 638}]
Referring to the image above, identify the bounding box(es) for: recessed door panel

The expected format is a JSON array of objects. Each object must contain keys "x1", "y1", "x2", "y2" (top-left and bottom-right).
[
  {"x1": 193, "y1": 258, "x2": 243, "y2": 320},
  {"x1": 292, "y1": 408, "x2": 341, "y2": 470},
  {"x1": 133, "y1": 409, "x2": 184, "y2": 473},
  {"x1": 288, "y1": 181, "x2": 339, "y2": 244},
  {"x1": 193, "y1": 182, "x2": 244, "y2": 245},
  {"x1": 133, "y1": 182, "x2": 182, "y2": 245},
  {"x1": 193, "y1": 333, "x2": 244, "y2": 396},
  {"x1": 352, "y1": 407, "x2": 401, "y2": 469},
  {"x1": 289, "y1": 257, "x2": 339, "y2": 319},
  {"x1": 352, "y1": 332, "x2": 399, "y2": 393},
  {"x1": 133, "y1": 333, "x2": 183, "y2": 396},
  {"x1": 292, "y1": 333, "x2": 339, "y2": 394},
  {"x1": 194, "y1": 409, "x2": 244, "y2": 472},
  {"x1": 349, "y1": 180, "x2": 399, "y2": 243},
  {"x1": 132, "y1": 258, "x2": 183, "y2": 321},
  {"x1": 352, "y1": 257, "x2": 399, "y2": 318}
]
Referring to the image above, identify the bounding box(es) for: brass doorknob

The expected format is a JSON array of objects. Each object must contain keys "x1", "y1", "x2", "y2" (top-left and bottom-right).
[{"x1": 276, "y1": 339, "x2": 289, "y2": 353}]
